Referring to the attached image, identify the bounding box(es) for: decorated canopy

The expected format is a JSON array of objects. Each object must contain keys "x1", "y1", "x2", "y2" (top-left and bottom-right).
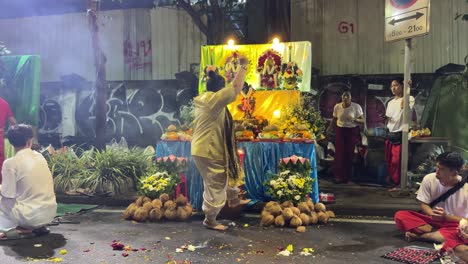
[{"x1": 199, "y1": 41, "x2": 312, "y2": 93}]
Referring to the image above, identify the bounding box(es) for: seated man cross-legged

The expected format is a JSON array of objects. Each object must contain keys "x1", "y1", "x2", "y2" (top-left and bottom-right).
[
  {"x1": 0, "y1": 124, "x2": 57, "y2": 240},
  {"x1": 394, "y1": 152, "x2": 467, "y2": 262}
]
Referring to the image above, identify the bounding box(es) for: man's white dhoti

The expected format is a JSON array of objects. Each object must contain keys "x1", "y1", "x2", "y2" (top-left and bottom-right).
[{"x1": 192, "y1": 156, "x2": 238, "y2": 221}]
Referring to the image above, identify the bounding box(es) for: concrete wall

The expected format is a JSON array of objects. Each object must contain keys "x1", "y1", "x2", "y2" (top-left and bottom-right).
[
  {"x1": 291, "y1": 0, "x2": 468, "y2": 75},
  {"x1": 0, "y1": 7, "x2": 206, "y2": 82}
]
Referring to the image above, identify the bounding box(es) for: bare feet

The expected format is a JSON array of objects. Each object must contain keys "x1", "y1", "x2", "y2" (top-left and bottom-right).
[
  {"x1": 239, "y1": 199, "x2": 251, "y2": 206},
  {"x1": 405, "y1": 231, "x2": 420, "y2": 242},
  {"x1": 0, "y1": 228, "x2": 35, "y2": 240},
  {"x1": 227, "y1": 198, "x2": 251, "y2": 208},
  {"x1": 227, "y1": 198, "x2": 240, "y2": 208},
  {"x1": 203, "y1": 219, "x2": 228, "y2": 231}
]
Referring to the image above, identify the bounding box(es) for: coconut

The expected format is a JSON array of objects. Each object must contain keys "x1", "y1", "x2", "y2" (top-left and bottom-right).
[
  {"x1": 315, "y1": 202, "x2": 327, "y2": 212},
  {"x1": 122, "y1": 203, "x2": 137, "y2": 220},
  {"x1": 265, "y1": 204, "x2": 282, "y2": 216},
  {"x1": 261, "y1": 210, "x2": 271, "y2": 218},
  {"x1": 299, "y1": 213, "x2": 310, "y2": 226},
  {"x1": 175, "y1": 194, "x2": 188, "y2": 206},
  {"x1": 260, "y1": 213, "x2": 275, "y2": 227},
  {"x1": 143, "y1": 201, "x2": 153, "y2": 211},
  {"x1": 133, "y1": 207, "x2": 149, "y2": 222},
  {"x1": 142, "y1": 196, "x2": 152, "y2": 204},
  {"x1": 326, "y1": 210, "x2": 336, "y2": 218},
  {"x1": 135, "y1": 196, "x2": 145, "y2": 206},
  {"x1": 306, "y1": 199, "x2": 315, "y2": 212},
  {"x1": 164, "y1": 206, "x2": 178, "y2": 220},
  {"x1": 296, "y1": 226, "x2": 306, "y2": 233},
  {"x1": 274, "y1": 215, "x2": 285, "y2": 227},
  {"x1": 289, "y1": 216, "x2": 303, "y2": 228},
  {"x1": 148, "y1": 207, "x2": 163, "y2": 221},
  {"x1": 264, "y1": 201, "x2": 278, "y2": 210},
  {"x1": 159, "y1": 193, "x2": 170, "y2": 204},
  {"x1": 309, "y1": 212, "x2": 318, "y2": 224},
  {"x1": 176, "y1": 206, "x2": 191, "y2": 221},
  {"x1": 280, "y1": 201, "x2": 294, "y2": 209},
  {"x1": 151, "y1": 199, "x2": 163, "y2": 209},
  {"x1": 291, "y1": 207, "x2": 301, "y2": 216},
  {"x1": 164, "y1": 200, "x2": 175, "y2": 209},
  {"x1": 298, "y1": 202, "x2": 311, "y2": 214},
  {"x1": 182, "y1": 204, "x2": 193, "y2": 215},
  {"x1": 317, "y1": 212, "x2": 329, "y2": 224},
  {"x1": 282, "y1": 208, "x2": 294, "y2": 221}
]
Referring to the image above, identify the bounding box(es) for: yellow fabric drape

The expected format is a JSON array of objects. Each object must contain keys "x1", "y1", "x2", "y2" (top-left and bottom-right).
[
  {"x1": 227, "y1": 90, "x2": 300, "y2": 121},
  {"x1": 199, "y1": 41, "x2": 312, "y2": 93}
]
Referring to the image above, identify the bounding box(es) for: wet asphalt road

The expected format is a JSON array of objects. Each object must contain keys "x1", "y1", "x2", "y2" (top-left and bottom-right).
[{"x1": 0, "y1": 207, "x2": 429, "y2": 264}]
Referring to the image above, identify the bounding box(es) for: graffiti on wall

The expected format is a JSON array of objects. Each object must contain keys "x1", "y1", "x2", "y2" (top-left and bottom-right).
[
  {"x1": 38, "y1": 77, "x2": 197, "y2": 148},
  {"x1": 124, "y1": 39, "x2": 152, "y2": 70}
]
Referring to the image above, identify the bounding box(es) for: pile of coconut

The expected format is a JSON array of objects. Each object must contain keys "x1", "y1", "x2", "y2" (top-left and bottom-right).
[
  {"x1": 260, "y1": 198, "x2": 335, "y2": 232},
  {"x1": 123, "y1": 194, "x2": 193, "y2": 222}
]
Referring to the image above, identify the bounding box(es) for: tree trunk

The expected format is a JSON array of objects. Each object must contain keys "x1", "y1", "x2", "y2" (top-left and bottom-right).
[{"x1": 87, "y1": 0, "x2": 107, "y2": 150}]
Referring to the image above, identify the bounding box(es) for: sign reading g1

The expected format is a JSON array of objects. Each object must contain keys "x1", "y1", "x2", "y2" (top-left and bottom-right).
[
  {"x1": 338, "y1": 21, "x2": 355, "y2": 34},
  {"x1": 385, "y1": 0, "x2": 430, "y2": 42}
]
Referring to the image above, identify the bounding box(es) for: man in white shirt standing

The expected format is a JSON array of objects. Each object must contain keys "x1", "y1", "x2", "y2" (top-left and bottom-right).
[
  {"x1": 0, "y1": 124, "x2": 57, "y2": 240},
  {"x1": 384, "y1": 78, "x2": 415, "y2": 191},
  {"x1": 394, "y1": 152, "x2": 467, "y2": 261}
]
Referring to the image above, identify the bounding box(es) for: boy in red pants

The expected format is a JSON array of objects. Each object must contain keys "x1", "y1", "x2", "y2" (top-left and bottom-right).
[{"x1": 394, "y1": 152, "x2": 467, "y2": 261}]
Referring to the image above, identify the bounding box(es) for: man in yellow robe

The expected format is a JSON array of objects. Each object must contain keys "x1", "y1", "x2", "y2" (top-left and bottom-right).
[{"x1": 191, "y1": 59, "x2": 248, "y2": 231}]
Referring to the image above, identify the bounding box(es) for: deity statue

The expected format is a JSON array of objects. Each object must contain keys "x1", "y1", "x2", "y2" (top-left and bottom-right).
[
  {"x1": 260, "y1": 56, "x2": 279, "y2": 90},
  {"x1": 238, "y1": 83, "x2": 256, "y2": 119},
  {"x1": 224, "y1": 55, "x2": 240, "y2": 83}
]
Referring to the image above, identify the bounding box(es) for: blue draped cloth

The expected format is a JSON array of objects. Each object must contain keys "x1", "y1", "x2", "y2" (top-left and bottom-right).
[{"x1": 156, "y1": 141, "x2": 319, "y2": 210}]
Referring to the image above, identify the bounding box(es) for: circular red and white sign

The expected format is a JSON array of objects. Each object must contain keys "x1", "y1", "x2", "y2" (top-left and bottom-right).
[{"x1": 389, "y1": 0, "x2": 418, "y2": 9}]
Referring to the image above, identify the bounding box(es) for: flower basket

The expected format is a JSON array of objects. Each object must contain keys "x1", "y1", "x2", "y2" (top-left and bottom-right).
[
  {"x1": 155, "y1": 155, "x2": 188, "y2": 175},
  {"x1": 138, "y1": 155, "x2": 189, "y2": 199},
  {"x1": 264, "y1": 155, "x2": 314, "y2": 204}
]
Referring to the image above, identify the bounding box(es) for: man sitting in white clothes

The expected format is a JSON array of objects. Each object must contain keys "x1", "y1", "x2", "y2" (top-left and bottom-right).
[{"x1": 0, "y1": 124, "x2": 57, "y2": 240}]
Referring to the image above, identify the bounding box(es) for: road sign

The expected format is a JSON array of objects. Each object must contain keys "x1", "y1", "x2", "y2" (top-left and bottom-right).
[{"x1": 385, "y1": 0, "x2": 430, "y2": 42}]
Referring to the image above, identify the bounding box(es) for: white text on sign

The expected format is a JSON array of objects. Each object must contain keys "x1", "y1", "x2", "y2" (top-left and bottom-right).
[{"x1": 385, "y1": 8, "x2": 428, "y2": 42}]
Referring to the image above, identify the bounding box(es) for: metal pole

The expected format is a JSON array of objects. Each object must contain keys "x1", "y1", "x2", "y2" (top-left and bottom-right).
[{"x1": 400, "y1": 38, "x2": 412, "y2": 191}]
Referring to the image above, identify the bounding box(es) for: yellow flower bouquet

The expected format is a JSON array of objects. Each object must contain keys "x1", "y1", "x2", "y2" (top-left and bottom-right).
[{"x1": 138, "y1": 171, "x2": 177, "y2": 199}]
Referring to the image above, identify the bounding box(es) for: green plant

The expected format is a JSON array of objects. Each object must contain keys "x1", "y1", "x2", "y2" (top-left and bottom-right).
[
  {"x1": 155, "y1": 155, "x2": 188, "y2": 176},
  {"x1": 46, "y1": 147, "x2": 91, "y2": 194},
  {"x1": 278, "y1": 155, "x2": 313, "y2": 177},
  {"x1": 280, "y1": 95, "x2": 326, "y2": 139},
  {"x1": 79, "y1": 147, "x2": 154, "y2": 194}
]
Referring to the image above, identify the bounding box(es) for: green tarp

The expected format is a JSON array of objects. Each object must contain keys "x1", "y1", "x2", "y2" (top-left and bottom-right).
[
  {"x1": 0, "y1": 55, "x2": 40, "y2": 158},
  {"x1": 420, "y1": 72, "x2": 468, "y2": 158},
  {"x1": 56, "y1": 203, "x2": 98, "y2": 217}
]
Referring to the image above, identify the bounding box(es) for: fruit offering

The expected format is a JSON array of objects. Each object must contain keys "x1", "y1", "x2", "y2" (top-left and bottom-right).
[
  {"x1": 410, "y1": 128, "x2": 431, "y2": 138},
  {"x1": 258, "y1": 125, "x2": 283, "y2": 140},
  {"x1": 285, "y1": 124, "x2": 314, "y2": 140},
  {"x1": 160, "y1": 125, "x2": 179, "y2": 140}
]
